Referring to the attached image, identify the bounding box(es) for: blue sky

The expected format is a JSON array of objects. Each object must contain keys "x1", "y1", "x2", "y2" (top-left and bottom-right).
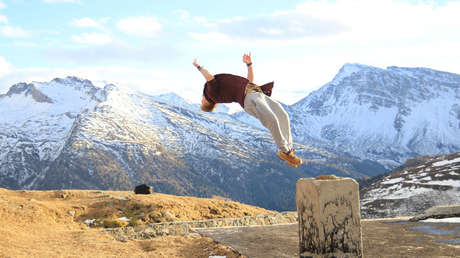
[{"x1": 1, "y1": 0, "x2": 459, "y2": 107}]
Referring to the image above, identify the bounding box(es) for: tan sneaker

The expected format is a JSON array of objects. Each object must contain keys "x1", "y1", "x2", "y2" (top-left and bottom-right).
[{"x1": 278, "y1": 149, "x2": 303, "y2": 167}]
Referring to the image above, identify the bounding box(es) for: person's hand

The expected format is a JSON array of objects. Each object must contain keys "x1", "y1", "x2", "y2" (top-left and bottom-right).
[
  {"x1": 242, "y1": 52, "x2": 252, "y2": 65},
  {"x1": 193, "y1": 58, "x2": 200, "y2": 67}
]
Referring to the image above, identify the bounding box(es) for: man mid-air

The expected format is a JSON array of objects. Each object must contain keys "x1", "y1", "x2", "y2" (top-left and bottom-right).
[{"x1": 193, "y1": 53, "x2": 302, "y2": 167}]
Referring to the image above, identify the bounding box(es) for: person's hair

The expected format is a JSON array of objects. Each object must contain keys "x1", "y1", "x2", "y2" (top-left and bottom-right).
[{"x1": 200, "y1": 101, "x2": 217, "y2": 112}]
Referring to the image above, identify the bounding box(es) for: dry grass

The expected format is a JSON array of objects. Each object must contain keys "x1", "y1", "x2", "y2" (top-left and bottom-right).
[
  {"x1": 0, "y1": 188, "x2": 270, "y2": 257},
  {"x1": 79, "y1": 190, "x2": 275, "y2": 228}
]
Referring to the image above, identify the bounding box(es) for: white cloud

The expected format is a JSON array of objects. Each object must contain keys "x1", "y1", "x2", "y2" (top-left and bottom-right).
[
  {"x1": 71, "y1": 17, "x2": 103, "y2": 29},
  {"x1": 0, "y1": 1, "x2": 5, "y2": 9},
  {"x1": 71, "y1": 32, "x2": 111, "y2": 45},
  {"x1": 117, "y1": 17, "x2": 162, "y2": 38},
  {"x1": 191, "y1": 0, "x2": 460, "y2": 44},
  {"x1": 0, "y1": 25, "x2": 29, "y2": 37},
  {"x1": 47, "y1": 41, "x2": 178, "y2": 64},
  {"x1": 0, "y1": 15, "x2": 7, "y2": 24},
  {"x1": 212, "y1": 12, "x2": 346, "y2": 40},
  {"x1": 295, "y1": 0, "x2": 460, "y2": 41},
  {"x1": 173, "y1": 10, "x2": 212, "y2": 27}
]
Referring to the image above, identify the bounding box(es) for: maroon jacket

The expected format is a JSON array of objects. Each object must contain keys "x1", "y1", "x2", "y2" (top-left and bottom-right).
[{"x1": 203, "y1": 73, "x2": 274, "y2": 108}]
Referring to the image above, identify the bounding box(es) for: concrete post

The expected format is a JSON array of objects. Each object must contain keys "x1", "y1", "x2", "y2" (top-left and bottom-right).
[{"x1": 296, "y1": 177, "x2": 363, "y2": 258}]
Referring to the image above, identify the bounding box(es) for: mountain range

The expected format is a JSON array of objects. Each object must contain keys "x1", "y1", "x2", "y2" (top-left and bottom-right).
[
  {"x1": 289, "y1": 64, "x2": 460, "y2": 167},
  {"x1": 1, "y1": 63, "x2": 459, "y2": 211}
]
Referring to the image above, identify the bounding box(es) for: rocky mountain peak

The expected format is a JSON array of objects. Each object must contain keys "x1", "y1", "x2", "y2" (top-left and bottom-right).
[
  {"x1": 5, "y1": 82, "x2": 32, "y2": 95},
  {"x1": 3, "y1": 82, "x2": 53, "y2": 103},
  {"x1": 297, "y1": 63, "x2": 459, "y2": 109},
  {"x1": 290, "y1": 64, "x2": 460, "y2": 165},
  {"x1": 332, "y1": 63, "x2": 376, "y2": 84},
  {"x1": 52, "y1": 76, "x2": 94, "y2": 87}
]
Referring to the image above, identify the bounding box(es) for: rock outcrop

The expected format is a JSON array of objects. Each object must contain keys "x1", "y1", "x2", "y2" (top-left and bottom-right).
[{"x1": 409, "y1": 205, "x2": 460, "y2": 222}]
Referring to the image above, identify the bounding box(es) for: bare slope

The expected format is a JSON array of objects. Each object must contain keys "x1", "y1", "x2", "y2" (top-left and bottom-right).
[{"x1": 0, "y1": 188, "x2": 271, "y2": 257}]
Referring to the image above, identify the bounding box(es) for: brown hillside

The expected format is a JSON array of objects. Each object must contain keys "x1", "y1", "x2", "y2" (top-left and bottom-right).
[{"x1": 0, "y1": 188, "x2": 272, "y2": 257}]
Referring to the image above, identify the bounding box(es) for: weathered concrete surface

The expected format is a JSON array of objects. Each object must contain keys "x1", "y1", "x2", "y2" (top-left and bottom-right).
[
  {"x1": 296, "y1": 178, "x2": 362, "y2": 257},
  {"x1": 195, "y1": 224, "x2": 299, "y2": 258},
  {"x1": 195, "y1": 218, "x2": 460, "y2": 258},
  {"x1": 410, "y1": 205, "x2": 460, "y2": 222}
]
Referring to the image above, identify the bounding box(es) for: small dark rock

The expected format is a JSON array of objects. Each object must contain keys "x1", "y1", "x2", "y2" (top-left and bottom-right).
[
  {"x1": 134, "y1": 184, "x2": 153, "y2": 194},
  {"x1": 209, "y1": 208, "x2": 220, "y2": 215}
]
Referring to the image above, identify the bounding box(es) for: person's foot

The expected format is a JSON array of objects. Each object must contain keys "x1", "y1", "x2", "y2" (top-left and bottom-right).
[{"x1": 278, "y1": 149, "x2": 303, "y2": 167}]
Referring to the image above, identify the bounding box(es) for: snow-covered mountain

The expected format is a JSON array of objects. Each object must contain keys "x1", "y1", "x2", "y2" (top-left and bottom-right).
[
  {"x1": 290, "y1": 64, "x2": 460, "y2": 167},
  {"x1": 1, "y1": 63, "x2": 459, "y2": 210},
  {"x1": 361, "y1": 152, "x2": 460, "y2": 218},
  {"x1": 0, "y1": 78, "x2": 106, "y2": 188},
  {"x1": 0, "y1": 76, "x2": 382, "y2": 211}
]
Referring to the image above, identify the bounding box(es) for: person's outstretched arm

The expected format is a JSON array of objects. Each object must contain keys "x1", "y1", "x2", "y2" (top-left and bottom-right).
[
  {"x1": 193, "y1": 59, "x2": 214, "y2": 82},
  {"x1": 243, "y1": 52, "x2": 253, "y2": 83}
]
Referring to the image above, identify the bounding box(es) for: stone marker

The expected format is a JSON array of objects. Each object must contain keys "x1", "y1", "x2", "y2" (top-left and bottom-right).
[{"x1": 296, "y1": 177, "x2": 363, "y2": 258}]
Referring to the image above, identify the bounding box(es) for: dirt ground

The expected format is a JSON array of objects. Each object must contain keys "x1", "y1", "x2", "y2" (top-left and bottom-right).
[
  {"x1": 196, "y1": 220, "x2": 460, "y2": 258},
  {"x1": 0, "y1": 188, "x2": 269, "y2": 258},
  {"x1": 362, "y1": 219, "x2": 460, "y2": 257},
  {"x1": 1, "y1": 188, "x2": 459, "y2": 258}
]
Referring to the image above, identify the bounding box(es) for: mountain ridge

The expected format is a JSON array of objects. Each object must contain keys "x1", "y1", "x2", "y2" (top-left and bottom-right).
[
  {"x1": 1, "y1": 63, "x2": 459, "y2": 210},
  {"x1": 290, "y1": 63, "x2": 460, "y2": 166}
]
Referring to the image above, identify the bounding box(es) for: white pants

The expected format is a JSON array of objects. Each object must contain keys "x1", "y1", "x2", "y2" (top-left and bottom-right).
[{"x1": 243, "y1": 92, "x2": 292, "y2": 153}]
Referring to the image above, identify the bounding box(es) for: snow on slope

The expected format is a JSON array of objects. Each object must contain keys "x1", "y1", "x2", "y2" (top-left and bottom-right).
[
  {"x1": 1, "y1": 66, "x2": 459, "y2": 210},
  {"x1": 0, "y1": 77, "x2": 104, "y2": 157},
  {"x1": 1, "y1": 74, "x2": 386, "y2": 211},
  {"x1": 361, "y1": 152, "x2": 460, "y2": 218},
  {"x1": 0, "y1": 77, "x2": 106, "y2": 186},
  {"x1": 291, "y1": 64, "x2": 460, "y2": 166}
]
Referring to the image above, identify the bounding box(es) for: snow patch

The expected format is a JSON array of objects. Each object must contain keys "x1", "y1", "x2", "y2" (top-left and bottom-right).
[
  {"x1": 387, "y1": 187, "x2": 430, "y2": 199},
  {"x1": 84, "y1": 219, "x2": 96, "y2": 226},
  {"x1": 118, "y1": 217, "x2": 130, "y2": 222},
  {"x1": 422, "y1": 218, "x2": 460, "y2": 223},
  {"x1": 420, "y1": 176, "x2": 432, "y2": 181},
  {"x1": 433, "y1": 157, "x2": 460, "y2": 167},
  {"x1": 421, "y1": 179, "x2": 460, "y2": 187},
  {"x1": 381, "y1": 177, "x2": 404, "y2": 185}
]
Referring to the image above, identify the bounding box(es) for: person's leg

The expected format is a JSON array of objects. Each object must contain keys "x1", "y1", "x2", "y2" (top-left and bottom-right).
[
  {"x1": 244, "y1": 92, "x2": 302, "y2": 167},
  {"x1": 263, "y1": 95, "x2": 293, "y2": 151},
  {"x1": 243, "y1": 93, "x2": 290, "y2": 153},
  {"x1": 262, "y1": 95, "x2": 302, "y2": 167}
]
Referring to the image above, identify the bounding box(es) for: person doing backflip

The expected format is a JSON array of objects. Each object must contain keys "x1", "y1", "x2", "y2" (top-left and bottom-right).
[{"x1": 193, "y1": 53, "x2": 302, "y2": 167}]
